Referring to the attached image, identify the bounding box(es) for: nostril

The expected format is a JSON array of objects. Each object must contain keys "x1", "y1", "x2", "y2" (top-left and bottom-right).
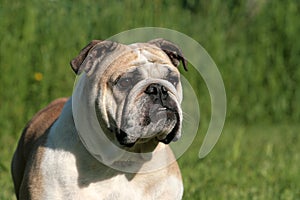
[
  {"x1": 161, "y1": 85, "x2": 168, "y2": 95},
  {"x1": 145, "y1": 83, "x2": 169, "y2": 103},
  {"x1": 145, "y1": 84, "x2": 159, "y2": 95}
]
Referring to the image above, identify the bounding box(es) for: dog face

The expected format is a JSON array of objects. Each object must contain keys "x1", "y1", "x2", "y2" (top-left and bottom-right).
[
  {"x1": 106, "y1": 51, "x2": 183, "y2": 147},
  {"x1": 71, "y1": 39, "x2": 187, "y2": 151}
]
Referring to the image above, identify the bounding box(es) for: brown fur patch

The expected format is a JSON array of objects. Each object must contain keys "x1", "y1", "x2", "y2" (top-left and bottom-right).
[{"x1": 11, "y1": 98, "x2": 68, "y2": 199}]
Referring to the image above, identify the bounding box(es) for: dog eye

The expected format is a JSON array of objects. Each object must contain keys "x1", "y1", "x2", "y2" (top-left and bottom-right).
[{"x1": 117, "y1": 77, "x2": 133, "y2": 89}]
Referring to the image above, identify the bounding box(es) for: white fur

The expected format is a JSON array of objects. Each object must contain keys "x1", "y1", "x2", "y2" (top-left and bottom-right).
[
  {"x1": 40, "y1": 99, "x2": 183, "y2": 199},
  {"x1": 72, "y1": 48, "x2": 182, "y2": 172},
  {"x1": 38, "y1": 44, "x2": 184, "y2": 199}
]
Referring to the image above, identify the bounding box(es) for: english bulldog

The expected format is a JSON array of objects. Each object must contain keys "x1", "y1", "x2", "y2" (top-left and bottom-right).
[{"x1": 11, "y1": 38, "x2": 188, "y2": 200}]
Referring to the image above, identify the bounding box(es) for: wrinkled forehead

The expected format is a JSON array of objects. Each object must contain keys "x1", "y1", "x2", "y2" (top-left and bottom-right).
[
  {"x1": 102, "y1": 43, "x2": 179, "y2": 79},
  {"x1": 128, "y1": 43, "x2": 171, "y2": 65}
]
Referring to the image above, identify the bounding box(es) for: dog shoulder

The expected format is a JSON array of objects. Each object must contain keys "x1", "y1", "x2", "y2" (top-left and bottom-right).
[
  {"x1": 18, "y1": 97, "x2": 68, "y2": 159},
  {"x1": 11, "y1": 97, "x2": 68, "y2": 199}
]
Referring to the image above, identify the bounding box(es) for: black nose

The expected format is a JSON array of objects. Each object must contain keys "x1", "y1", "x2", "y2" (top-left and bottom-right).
[{"x1": 145, "y1": 83, "x2": 169, "y2": 104}]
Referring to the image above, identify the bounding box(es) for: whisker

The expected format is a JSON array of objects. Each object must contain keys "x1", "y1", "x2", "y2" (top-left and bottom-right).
[{"x1": 182, "y1": 112, "x2": 197, "y2": 125}]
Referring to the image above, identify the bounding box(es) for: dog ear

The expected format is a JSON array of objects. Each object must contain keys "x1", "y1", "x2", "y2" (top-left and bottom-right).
[
  {"x1": 70, "y1": 40, "x2": 124, "y2": 75},
  {"x1": 70, "y1": 40, "x2": 102, "y2": 74},
  {"x1": 148, "y1": 38, "x2": 188, "y2": 71}
]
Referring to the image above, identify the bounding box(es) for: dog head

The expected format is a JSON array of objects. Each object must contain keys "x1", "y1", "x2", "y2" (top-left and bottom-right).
[{"x1": 71, "y1": 39, "x2": 187, "y2": 156}]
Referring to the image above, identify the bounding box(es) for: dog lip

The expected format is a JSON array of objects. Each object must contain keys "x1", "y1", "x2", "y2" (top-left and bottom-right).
[
  {"x1": 119, "y1": 140, "x2": 136, "y2": 148},
  {"x1": 116, "y1": 130, "x2": 137, "y2": 147},
  {"x1": 157, "y1": 112, "x2": 181, "y2": 144},
  {"x1": 117, "y1": 106, "x2": 180, "y2": 147}
]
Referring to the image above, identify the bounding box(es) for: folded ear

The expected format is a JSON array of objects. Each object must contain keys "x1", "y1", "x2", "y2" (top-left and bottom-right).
[
  {"x1": 70, "y1": 40, "x2": 102, "y2": 74},
  {"x1": 148, "y1": 38, "x2": 188, "y2": 71}
]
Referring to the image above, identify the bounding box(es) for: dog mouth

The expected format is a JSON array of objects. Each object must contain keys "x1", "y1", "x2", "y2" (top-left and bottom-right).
[
  {"x1": 108, "y1": 80, "x2": 183, "y2": 148},
  {"x1": 116, "y1": 108, "x2": 181, "y2": 148}
]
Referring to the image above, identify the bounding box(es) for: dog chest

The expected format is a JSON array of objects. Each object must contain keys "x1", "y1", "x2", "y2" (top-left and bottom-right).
[
  {"x1": 40, "y1": 146, "x2": 182, "y2": 199},
  {"x1": 40, "y1": 128, "x2": 183, "y2": 199}
]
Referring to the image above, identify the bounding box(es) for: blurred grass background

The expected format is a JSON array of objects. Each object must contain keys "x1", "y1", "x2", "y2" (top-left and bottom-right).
[{"x1": 0, "y1": 0, "x2": 299, "y2": 199}]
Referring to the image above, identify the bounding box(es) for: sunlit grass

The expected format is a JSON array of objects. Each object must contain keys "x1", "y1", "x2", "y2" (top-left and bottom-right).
[
  {"x1": 179, "y1": 124, "x2": 300, "y2": 199},
  {"x1": 0, "y1": 0, "x2": 299, "y2": 199}
]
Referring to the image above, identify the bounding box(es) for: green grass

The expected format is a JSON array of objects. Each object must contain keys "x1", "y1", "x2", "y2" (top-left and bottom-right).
[
  {"x1": 1, "y1": 0, "x2": 300, "y2": 125},
  {"x1": 1, "y1": 124, "x2": 300, "y2": 199},
  {"x1": 1, "y1": 0, "x2": 300, "y2": 199},
  {"x1": 179, "y1": 124, "x2": 300, "y2": 199}
]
